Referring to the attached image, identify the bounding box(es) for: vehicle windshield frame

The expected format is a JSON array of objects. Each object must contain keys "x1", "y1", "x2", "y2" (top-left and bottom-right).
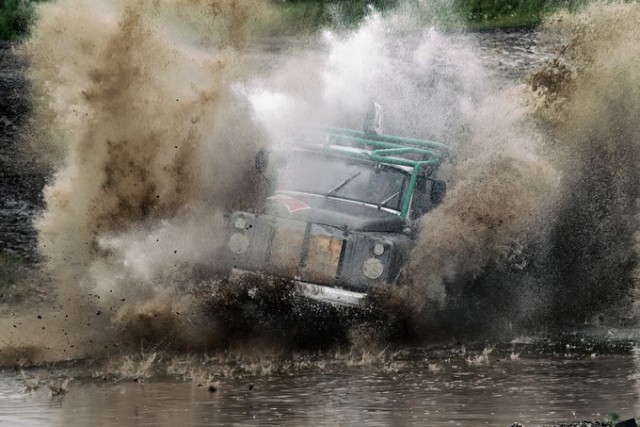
[{"x1": 277, "y1": 150, "x2": 411, "y2": 213}]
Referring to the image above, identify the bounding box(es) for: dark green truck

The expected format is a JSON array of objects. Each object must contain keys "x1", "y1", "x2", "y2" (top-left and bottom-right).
[{"x1": 223, "y1": 115, "x2": 449, "y2": 308}]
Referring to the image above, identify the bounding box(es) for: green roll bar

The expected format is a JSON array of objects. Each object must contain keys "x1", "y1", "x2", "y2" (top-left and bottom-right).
[{"x1": 306, "y1": 127, "x2": 450, "y2": 220}]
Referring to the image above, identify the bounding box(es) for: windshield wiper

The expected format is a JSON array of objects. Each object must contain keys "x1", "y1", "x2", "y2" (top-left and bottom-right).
[
  {"x1": 377, "y1": 191, "x2": 400, "y2": 209},
  {"x1": 326, "y1": 171, "x2": 361, "y2": 197}
]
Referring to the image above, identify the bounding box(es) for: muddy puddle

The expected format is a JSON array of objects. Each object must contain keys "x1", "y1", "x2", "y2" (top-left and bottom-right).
[{"x1": 1, "y1": 340, "x2": 638, "y2": 426}]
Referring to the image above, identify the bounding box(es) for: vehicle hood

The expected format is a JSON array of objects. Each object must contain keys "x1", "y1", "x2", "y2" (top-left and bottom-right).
[{"x1": 264, "y1": 193, "x2": 405, "y2": 233}]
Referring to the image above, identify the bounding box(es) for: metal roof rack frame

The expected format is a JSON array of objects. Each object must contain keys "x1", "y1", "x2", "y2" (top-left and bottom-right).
[{"x1": 304, "y1": 127, "x2": 450, "y2": 220}]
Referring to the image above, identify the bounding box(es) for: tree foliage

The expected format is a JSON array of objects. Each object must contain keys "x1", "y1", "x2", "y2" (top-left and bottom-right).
[{"x1": 0, "y1": 0, "x2": 41, "y2": 40}]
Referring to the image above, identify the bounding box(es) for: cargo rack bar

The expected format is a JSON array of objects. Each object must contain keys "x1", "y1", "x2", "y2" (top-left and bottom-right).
[{"x1": 309, "y1": 127, "x2": 450, "y2": 220}]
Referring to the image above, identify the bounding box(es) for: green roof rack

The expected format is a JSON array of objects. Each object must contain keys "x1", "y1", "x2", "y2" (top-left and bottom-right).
[
  {"x1": 319, "y1": 126, "x2": 449, "y2": 167},
  {"x1": 304, "y1": 127, "x2": 450, "y2": 220}
]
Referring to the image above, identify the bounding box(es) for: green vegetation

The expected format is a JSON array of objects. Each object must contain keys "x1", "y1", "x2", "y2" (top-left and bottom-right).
[
  {"x1": 280, "y1": 0, "x2": 399, "y2": 27},
  {"x1": 0, "y1": 0, "x2": 43, "y2": 40},
  {"x1": 0, "y1": 0, "x2": 592, "y2": 40},
  {"x1": 273, "y1": 0, "x2": 590, "y2": 31},
  {"x1": 451, "y1": 0, "x2": 589, "y2": 29},
  {"x1": 255, "y1": 0, "x2": 400, "y2": 35}
]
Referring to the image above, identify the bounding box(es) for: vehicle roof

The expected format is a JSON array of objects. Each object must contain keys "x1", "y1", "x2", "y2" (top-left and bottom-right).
[{"x1": 275, "y1": 127, "x2": 449, "y2": 221}]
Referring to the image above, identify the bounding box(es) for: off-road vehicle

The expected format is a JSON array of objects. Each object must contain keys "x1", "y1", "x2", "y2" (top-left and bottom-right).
[{"x1": 224, "y1": 108, "x2": 449, "y2": 307}]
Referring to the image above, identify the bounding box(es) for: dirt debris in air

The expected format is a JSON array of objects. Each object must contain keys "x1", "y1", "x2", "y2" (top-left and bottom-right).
[
  {"x1": 2, "y1": 0, "x2": 640, "y2": 380},
  {"x1": 0, "y1": 0, "x2": 271, "y2": 365},
  {"x1": 0, "y1": 0, "x2": 638, "y2": 424}
]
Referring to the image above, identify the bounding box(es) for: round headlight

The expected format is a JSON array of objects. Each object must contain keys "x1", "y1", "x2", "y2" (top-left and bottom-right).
[
  {"x1": 363, "y1": 257, "x2": 384, "y2": 280},
  {"x1": 228, "y1": 232, "x2": 249, "y2": 254},
  {"x1": 373, "y1": 243, "x2": 385, "y2": 256},
  {"x1": 234, "y1": 216, "x2": 247, "y2": 230}
]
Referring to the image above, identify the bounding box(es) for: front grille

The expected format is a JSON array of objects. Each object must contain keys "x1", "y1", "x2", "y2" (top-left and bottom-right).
[
  {"x1": 302, "y1": 235, "x2": 343, "y2": 283},
  {"x1": 268, "y1": 224, "x2": 343, "y2": 284}
]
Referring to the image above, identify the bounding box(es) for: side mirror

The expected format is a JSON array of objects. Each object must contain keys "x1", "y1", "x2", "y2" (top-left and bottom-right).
[{"x1": 430, "y1": 180, "x2": 447, "y2": 205}]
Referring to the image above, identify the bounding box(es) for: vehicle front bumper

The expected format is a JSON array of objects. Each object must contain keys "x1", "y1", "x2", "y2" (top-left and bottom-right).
[{"x1": 229, "y1": 268, "x2": 367, "y2": 308}]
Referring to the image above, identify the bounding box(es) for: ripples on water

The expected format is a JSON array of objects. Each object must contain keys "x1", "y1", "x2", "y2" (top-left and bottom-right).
[{"x1": 0, "y1": 340, "x2": 638, "y2": 426}]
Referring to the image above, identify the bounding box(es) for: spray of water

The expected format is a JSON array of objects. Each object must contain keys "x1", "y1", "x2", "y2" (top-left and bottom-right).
[
  {"x1": 6, "y1": 0, "x2": 640, "y2": 368},
  {"x1": 261, "y1": 13, "x2": 561, "y2": 330},
  {"x1": 524, "y1": 1, "x2": 640, "y2": 322},
  {"x1": 15, "y1": 2, "x2": 560, "y2": 358},
  {"x1": 4, "y1": 0, "x2": 270, "y2": 360}
]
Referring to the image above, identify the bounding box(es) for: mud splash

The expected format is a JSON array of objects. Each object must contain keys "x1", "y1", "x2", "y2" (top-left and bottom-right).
[
  {"x1": 525, "y1": 1, "x2": 640, "y2": 323},
  {"x1": 384, "y1": 1, "x2": 640, "y2": 332},
  {"x1": 400, "y1": 86, "x2": 559, "y2": 326},
  {"x1": 3, "y1": 0, "x2": 270, "y2": 363},
  {"x1": 29, "y1": 0, "x2": 266, "y2": 281},
  {"x1": 289, "y1": 14, "x2": 561, "y2": 331},
  {"x1": 5, "y1": 0, "x2": 640, "y2": 369},
  {"x1": 18, "y1": 1, "x2": 558, "y2": 362}
]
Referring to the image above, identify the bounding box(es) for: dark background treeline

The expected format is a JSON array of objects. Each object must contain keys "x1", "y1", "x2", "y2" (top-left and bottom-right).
[
  {"x1": 0, "y1": 0, "x2": 41, "y2": 40},
  {"x1": 282, "y1": 0, "x2": 585, "y2": 29},
  {"x1": 0, "y1": 0, "x2": 590, "y2": 40}
]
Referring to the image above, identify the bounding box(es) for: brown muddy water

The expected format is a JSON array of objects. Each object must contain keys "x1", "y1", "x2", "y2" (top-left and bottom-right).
[
  {"x1": 4, "y1": 1, "x2": 640, "y2": 426},
  {"x1": 1, "y1": 340, "x2": 639, "y2": 426}
]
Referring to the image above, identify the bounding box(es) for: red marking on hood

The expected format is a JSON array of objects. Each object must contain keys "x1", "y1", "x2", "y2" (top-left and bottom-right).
[{"x1": 268, "y1": 194, "x2": 311, "y2": 213}]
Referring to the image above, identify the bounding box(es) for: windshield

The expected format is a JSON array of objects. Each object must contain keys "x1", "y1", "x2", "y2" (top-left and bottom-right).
[{"x1": 277, "y1": 151, "x2": 409, "y2": 211}]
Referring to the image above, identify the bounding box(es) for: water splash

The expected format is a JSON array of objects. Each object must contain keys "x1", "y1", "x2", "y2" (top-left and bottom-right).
[
  {"x1": 526, "y1": 1, "x2": 640, "y2": 322},
  {"x1": 286, "y1": 13, "x2": 561, "y2": 331},
  {"x1": 8, "y1": 0, "x2": 270, "y2": 360},
  {"x1": 6, "y1": 0, "x2": 640, "y2": 367},
  {"x1": 21, "y1": 2, "x2": 561, "y2": 355}
]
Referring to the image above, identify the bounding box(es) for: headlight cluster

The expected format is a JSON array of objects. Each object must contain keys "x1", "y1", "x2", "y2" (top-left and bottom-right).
[
  {"x1": 228, "y1": 214, "x2": 250, "y2": 254},
  {"x1": 362, "y1": 241, "x2": 386, "y2": 280}
]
